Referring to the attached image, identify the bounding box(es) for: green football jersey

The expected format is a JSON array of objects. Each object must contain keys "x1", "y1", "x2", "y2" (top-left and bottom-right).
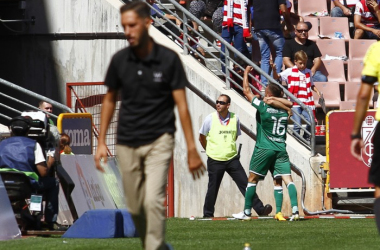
[{"x1": 251, "y1": 97, "x2": 288, "y2": 151}]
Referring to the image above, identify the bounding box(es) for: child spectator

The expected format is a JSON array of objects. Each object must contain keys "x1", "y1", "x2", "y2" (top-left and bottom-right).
[
  {"x1": 60, "y1": 133, "x2": 74, "y2": 155},
  {"x1": 273, "y1": 50, "x2": 321, "y2": 141}
]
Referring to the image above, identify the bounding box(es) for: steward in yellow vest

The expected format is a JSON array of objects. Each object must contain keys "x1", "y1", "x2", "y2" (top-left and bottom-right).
[{"x1": 199, "y1": 94, "x2": 272, "y2": 218}]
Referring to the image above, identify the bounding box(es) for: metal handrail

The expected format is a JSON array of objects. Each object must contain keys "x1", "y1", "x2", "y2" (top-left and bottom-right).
[
  {"x1": 150, "y1": 0, "x2": 316, "y2": 155},
  {"x1": 0, "y1": 77, "x2": 73, "y2": 122}
]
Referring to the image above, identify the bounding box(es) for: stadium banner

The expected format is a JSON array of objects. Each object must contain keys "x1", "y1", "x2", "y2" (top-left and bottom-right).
[
  {"x1": 60, "y1": 155, "x2": 122, "y2": 218},
  {"x1": 57, "y1": 184, "x2": 74, "y2": 225},
  {"x1": 327, "y1": 110, "x2": 376, "y2": 189},
  {"x1": 57, "y1": 113, "x2": 93, "y2": 154}
]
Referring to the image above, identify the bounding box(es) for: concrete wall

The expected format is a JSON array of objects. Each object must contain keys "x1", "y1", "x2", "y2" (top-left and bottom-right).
[
  {"x1": 0, "y1": 0, "x2": 126, "y2": 122},
  {"x1": 0, "y1": 0, "x2": 325, "y2": 218}
]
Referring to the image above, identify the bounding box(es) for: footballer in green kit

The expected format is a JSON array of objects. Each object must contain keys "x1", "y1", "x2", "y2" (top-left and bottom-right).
[{"x1": 232, "y1": 66, "x2": 300, "y2": 222}]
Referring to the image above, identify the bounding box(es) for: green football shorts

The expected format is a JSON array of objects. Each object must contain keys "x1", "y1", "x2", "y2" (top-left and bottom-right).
[{"x1": 249, "y1": 147, "x2": 291, "y2": 179}]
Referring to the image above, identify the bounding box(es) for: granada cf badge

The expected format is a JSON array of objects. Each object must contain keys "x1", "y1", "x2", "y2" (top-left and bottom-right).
[{"x1": 362, "y1": 115, "x2": 378, "y2": 167}]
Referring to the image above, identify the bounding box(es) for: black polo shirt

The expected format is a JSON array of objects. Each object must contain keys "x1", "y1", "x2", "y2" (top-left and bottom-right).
[
  {"x1": 104, "y1": 40, "x2": 188, "y2": 147},
  {"x1": 282, "y1": 39, "x2": 322, "y2": 69}
]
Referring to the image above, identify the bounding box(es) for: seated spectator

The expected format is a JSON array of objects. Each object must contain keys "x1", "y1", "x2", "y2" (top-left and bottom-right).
[
  {"x1": 273, "y1": 50, "x2": 321, "y2": 141},
  {"x1": 353, "y1": 0, "x2": 380, "y2": 40},
  {"x1": 283, "y1": 22, "x2": 327, "y2": 82},
  {"x1": 60, "y1": 133, "x2": 74, "y2": 155},
  {"x1": 147, "y1": 0, "x2": 181, "y2": 38},
  {"x1": 331, "y1": 0, "x2": 359, "y2": 17},
  {"x1": 0, "y1": 116, "x2": 63, "y2": 230}
]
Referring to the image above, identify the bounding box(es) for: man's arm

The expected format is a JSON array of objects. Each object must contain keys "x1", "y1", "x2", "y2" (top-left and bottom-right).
[
  {"x1": 354, "y1": 14, "x2": 380, "y2": 38},
  {"x1": 311, "y1": 85, "x2": 321, "y2": 97},
  {"x1": 311, "y1": 57, "x2": 322, "y2": 76},
  {"x1": 264, "y1": 96, "x2": 293, "y2": 108},
  {"x1": 94, "y1": 89, "x2": 118, "y2": 172},
  {"x1": 36, "y1": 162, "x2": 49, "y2": 177},
  {"x1": 199, "y1": 134, "x2": 207, "y2": 150},
  {"x1": 283, "y1": 57, "x2": 294, "y2": 68},
  {"x1": 350, "y1": 83, "x2": 373, "y2": 160},
  {"x1": 173, "y1": 89, "x2": 205, "y2": 179},
  {"x1": 279, "y1": 4, "x2": 294, "y2": 33},
  {"x1": 264, "y1": 97, "x2": 293, "y2": 117},
  {"x1": 333, "y1": 0, "x2": 352, "y2": 15},
  {"x1": 243, "y1": 66, "x2": 257, "y2": 102}
]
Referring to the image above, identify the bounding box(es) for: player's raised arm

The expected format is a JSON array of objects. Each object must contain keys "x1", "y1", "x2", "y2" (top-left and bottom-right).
[{"x1": 243, "y1": 66, "x2": 256, "y2": 103}]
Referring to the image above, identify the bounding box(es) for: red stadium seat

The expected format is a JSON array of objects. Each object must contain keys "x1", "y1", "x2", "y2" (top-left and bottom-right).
[
  {"x1": 303, "y1": 16, "x2": 320, "y2": 40},
  {"x1": 348, "y1": 39, "x2": 377, "y2": 60},
  {"x1": 319, "y1": 17, "x2": 350, "y2": 41},
  {"x1": 320, "y1": 59, "x2": 346, "y2": 82},
  {"x1": 314, "y1": 81, "x2": 341, "y2": 108},
  {"x1": 347, "y1": 59, "x2": 364, "y2": 82},
  {"x1": 298, "y1": 0, "x2": 328, "y2": 17},
  {"x1": 316, "y1": 39, "x2": 346, "y2": 58}
]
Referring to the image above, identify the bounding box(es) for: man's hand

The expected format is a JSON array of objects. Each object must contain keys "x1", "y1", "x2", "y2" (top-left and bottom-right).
[
  {"x1": 343, "y1": 7, "x2": 352, "y2": 16},
  {"x1": 350, "y1": 138, "x2": 364, "y2": 160},
  {"x1": 367, "y1": 0, "x2": 379, "y2": 11},
  {"x1": 372, "y1": 28, "x2": 380, "y2": 38},
  {"x1": 187, "y1": 148, "x2": 205, "y2": 180},
  {"x1": 94, "y1": 142, "x2": 108, "y2": 173}
]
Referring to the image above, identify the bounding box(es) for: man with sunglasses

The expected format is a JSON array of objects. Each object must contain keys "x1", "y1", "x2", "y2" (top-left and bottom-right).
[
  {"x1": 199, "y1": 94, "x2": 272, "y2": 218},
  {"x1": 283, "y1": 22, "x2": 327, "y2": 82}
]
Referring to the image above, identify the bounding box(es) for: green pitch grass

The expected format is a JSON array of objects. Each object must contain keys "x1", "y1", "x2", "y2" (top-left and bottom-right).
[{"x1": 2, "y1": 218, "x2": 380, "y2": 250}]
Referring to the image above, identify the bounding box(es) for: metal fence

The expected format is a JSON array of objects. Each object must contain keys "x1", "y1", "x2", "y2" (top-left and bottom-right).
[
  {"x1": 0, "y1": 77, "x2": 72, "y2": 122},
  {"x1": 66, "y1": 82, "x2": 119, "y2": 156}
]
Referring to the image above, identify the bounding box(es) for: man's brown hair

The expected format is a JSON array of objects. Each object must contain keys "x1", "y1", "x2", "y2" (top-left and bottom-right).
[{"x1": 120, "y1": 1, "x2": 150, "y2": 19}]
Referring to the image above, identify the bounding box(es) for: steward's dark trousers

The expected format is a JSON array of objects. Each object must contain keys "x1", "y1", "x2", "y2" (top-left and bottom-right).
[{"x1": 203, "y1": 156, "x2": 264, "y2": 217}]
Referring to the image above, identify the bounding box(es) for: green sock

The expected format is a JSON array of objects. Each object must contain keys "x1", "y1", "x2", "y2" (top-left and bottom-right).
[
  {"x1": 287, "y1": 182, "x2": 298, "y2": 208},
  {"x1": 274, "y1": 187, "x2": 283, "y2": 213},
  {"x1": 244, "y1": 183, "x2": 256, "y2": 215}
]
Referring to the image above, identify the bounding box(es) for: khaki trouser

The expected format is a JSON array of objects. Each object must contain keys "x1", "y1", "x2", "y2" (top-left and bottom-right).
[{"x1": 116, "y1": 133, "x2": 174, "y2": 250}]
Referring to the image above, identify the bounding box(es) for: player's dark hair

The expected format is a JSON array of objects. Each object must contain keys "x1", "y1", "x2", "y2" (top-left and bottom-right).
[
  {"x1": 120, "y1": 1, "x2": 150, "y2": 19},
  {"x1": 219, "y1": 94, "x2": 231, "y2": 104},
  {"x1": 267, "y1": 83, "x2": 283, "y2": 98}
]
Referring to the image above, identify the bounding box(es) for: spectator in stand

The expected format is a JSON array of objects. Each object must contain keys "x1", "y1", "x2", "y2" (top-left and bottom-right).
[
  {"x1": 273, "y1": 50, "x2": 321, "y2": 141},
  {"x1": 147, "y1": 0, "x2": 181, "y2": 38},
  {"x1": 252, "y1": 0, "x2": 294, "y2": 86},
  {"x1": 283, "y1": 22, "x2": 327, "y2": 82},
  {"x1": 212, "y1": 6, "x2": 224, "y2": 45},
  {"x1": 176, "y1": 22, "x2": 206, "y2": 65},
  {"x1": 331, "y1": 0, "x2": 359, "y2": 17},
  {"x1": 220, "y1": 0, "x2": 252, "y2": 72},
  {"x1": 59, "y1": 133, "x2": 74, "y2": 155},
  {"x1": 38, "y1": 101, "x2": 54, "y2": 125},
  {"x1": 189, "y1": 0, "x2": 206, "y2": 31},
  {"x1": 353, "y1": 0, "x2": 380, "y2": 40},
  {"x1": 231, "y1": 58, "x2": 262, "y2": 96}
]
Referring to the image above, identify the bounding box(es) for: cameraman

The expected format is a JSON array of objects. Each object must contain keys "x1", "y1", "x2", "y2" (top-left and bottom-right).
[{"x1": 0, "y1": 116, "x2": 62, "y2": 230}]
